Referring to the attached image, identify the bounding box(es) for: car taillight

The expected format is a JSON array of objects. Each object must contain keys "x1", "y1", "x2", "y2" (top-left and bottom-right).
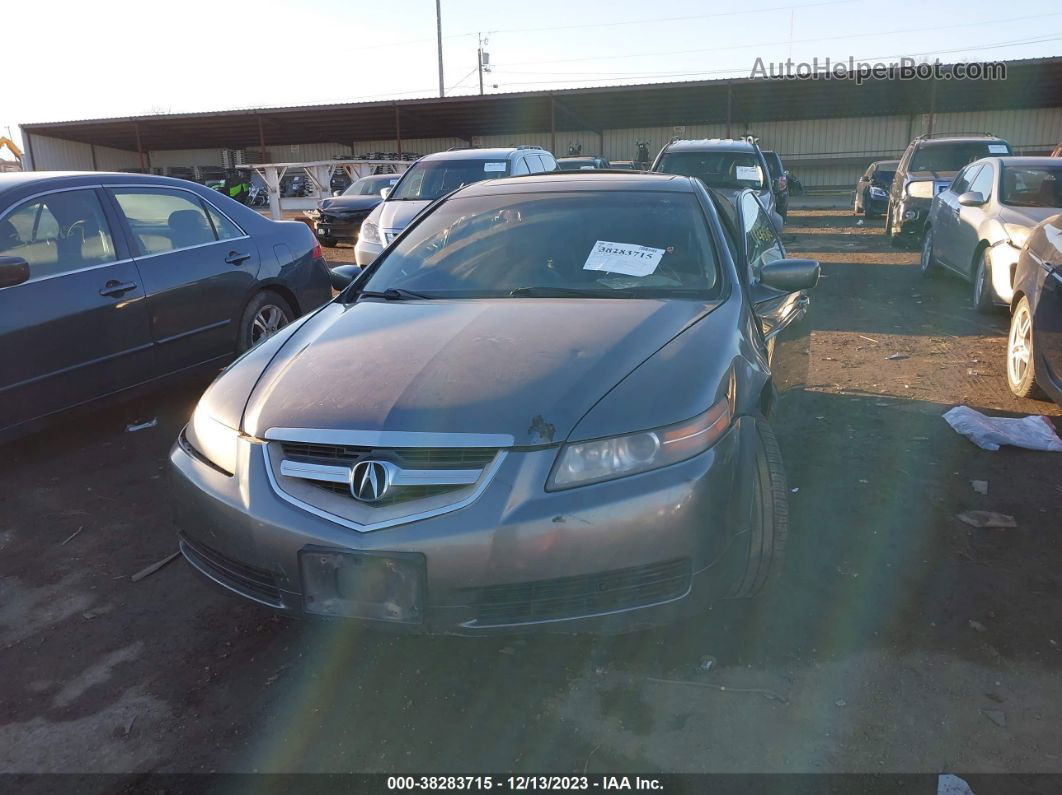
[{"x1": 311, "y1": 241, "x2": 323, "y2": 260}]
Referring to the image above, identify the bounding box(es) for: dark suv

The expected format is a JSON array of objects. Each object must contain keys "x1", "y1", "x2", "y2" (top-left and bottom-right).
[{"x1": 886, "y1": 133, "x2": 1012, "y2": 246}]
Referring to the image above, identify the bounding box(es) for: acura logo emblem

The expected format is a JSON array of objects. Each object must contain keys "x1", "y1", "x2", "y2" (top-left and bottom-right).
[{"x1": 350, "y1": 460, "x2": 391, "y2": 502}]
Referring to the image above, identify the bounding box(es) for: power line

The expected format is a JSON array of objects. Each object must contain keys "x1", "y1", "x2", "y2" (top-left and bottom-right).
[
  {"x1": 487, "y1": 34, "x2": 1062, "y2": 88},
  {"x1": 499, "y1": 10, "x2": 1062, "y2": 68}
]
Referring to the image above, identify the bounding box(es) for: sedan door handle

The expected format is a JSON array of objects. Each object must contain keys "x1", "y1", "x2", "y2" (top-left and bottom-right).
[
  {"x1": 225, "y1": 251, "x2": 252, "y2": 265},
  {"x1": 99, "y1": 280, "x2": 138, "y2": 297}
]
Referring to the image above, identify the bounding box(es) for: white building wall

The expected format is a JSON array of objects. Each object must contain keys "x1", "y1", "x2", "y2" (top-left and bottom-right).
[{"x1": 23, "y1": 133, "x2": 141, "y2": 171}]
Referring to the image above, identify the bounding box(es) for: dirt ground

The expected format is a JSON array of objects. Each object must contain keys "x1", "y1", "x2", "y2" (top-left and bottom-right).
[{"x1": 2, "y1": 201, "x2": 1061, "y2": 780}]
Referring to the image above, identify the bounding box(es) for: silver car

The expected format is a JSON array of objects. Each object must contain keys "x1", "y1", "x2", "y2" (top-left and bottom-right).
[
  {"x1": 354, "y1": 146, "x2": 558, "y2": 266},
  {"x1": 920, "y1": 157, "x2": 1062, "y2": 311},
  {"x1": 171, "y1": 172, "x2": 818, "y2": 634}
]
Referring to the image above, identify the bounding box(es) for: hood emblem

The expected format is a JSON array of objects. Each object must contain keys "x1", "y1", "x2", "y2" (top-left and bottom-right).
[{"x1": 350, "y1": 460, "x2": 392, "y2": 502}]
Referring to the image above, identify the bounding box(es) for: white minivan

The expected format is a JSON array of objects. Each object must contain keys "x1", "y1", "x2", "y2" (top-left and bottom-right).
[{"x1": 354, "y1": 146, "x2": 558, "y2": 266}]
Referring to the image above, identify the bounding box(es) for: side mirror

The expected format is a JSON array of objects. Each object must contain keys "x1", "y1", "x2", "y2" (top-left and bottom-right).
[
  {"x1": 328, "y1": 264, "x2": 361, "y2": 291},
  {"x1": 380, "y1": 188, "x2": 391, "y2": 199},
  {"x1": 760, "y1": 258, "x2": 820, "y2": 293},
  {"x1": 958, "y1": 191, "x2": 986, "y2": 207},
  {"x1": 0, "y1": 256, "x2": 30, "y2": 289}
]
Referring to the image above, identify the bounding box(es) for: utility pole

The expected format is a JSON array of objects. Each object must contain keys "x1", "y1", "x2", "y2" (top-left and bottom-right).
[
  {"x1": 436, "y1": 0, "x2": 445, "y2": 97},
  {"x1": 477, "y1": 33, "x2": 491, "y2": 95}
]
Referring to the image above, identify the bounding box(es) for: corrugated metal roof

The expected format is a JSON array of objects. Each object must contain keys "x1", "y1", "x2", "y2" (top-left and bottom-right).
[{"x1": 21, "y1": 57, "x2": 1062, "y2": 153}]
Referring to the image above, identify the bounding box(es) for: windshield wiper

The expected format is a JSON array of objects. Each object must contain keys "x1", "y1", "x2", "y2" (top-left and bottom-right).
[{"x1": 358, "y1": 288, "x2": 433, "y2": 301}]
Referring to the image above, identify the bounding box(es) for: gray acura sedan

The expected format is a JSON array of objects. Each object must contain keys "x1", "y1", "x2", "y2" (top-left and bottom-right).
[{"x1": 171, "y1": 171, "x2": 819, "y2": 634}]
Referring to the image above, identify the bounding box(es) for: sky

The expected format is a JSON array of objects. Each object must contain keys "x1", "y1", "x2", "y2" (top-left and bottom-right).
[{"x1": 3, "y1": 0, "x2": 1062, "y2": 157}]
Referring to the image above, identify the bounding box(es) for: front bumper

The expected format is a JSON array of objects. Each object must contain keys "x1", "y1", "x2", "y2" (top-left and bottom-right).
[
  {"x1": 170, "y1": 418, "x2": 758, "y2": 634},
  {"x1": 893, "y1": 197, "x2": 931, "y2": 236},
  {"x1": 987, "y1": 242, "x2": 1020, "y2": 304},
  {"x1": 313, "y1": 216, "x2": 363, "y2": 243},
  {"x1": 353, "y1": 238, "x2": 384, "y2": 267}
]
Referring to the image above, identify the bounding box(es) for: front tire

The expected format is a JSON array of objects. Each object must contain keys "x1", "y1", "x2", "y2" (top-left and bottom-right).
[
  {"x1": 1007, "y1": 296, "x2": 1044, "y2": 399},
  {"x1": 728, "y1": 422, "x2": 789, "y2": 599},
  {"x1": 972, "y1": 249, "x2": 996, "y2": 314},
  {"x1": 238, "y1": 291, "x2": 295, "y2": 353},
  {"x1": 920, "y1": 226, "x2": 940, "y2": 278}
]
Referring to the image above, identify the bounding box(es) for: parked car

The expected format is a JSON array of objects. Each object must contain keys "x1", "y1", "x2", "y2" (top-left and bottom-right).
[
  {"x1": 1005, "y1": 213, "x2": 1062, "y2": 404},
  {"x1": 556, "y1": 156, "x2": 610, "y2": 170},
  {"x1": 761, "y1": 150, "x2": 789, "y2": 220},
  {"x1": 171, "y1": 171, "x2": 819, "y2": 634},
  {"x1": 0, "y1": 172, "x2": 332, "y2": 442},
  {"x1": 354, "y1": 146, "x2": 558, "y2": 266},
  {"x1": 307, "y1": 174, "x2": 401, "y2": 247},
  {"x1": 610, "y1": 160, "x2": 637, "y2": 170},
  {"x1": 853, "y1": 159, "x2": 899, "y2": 218},
  {"x1": 651, "y1": 138, "x2": 783, "y2": 229},
  {"x1": 921, "y1": 157, "x2": 1062, "y2": 311},
  {"x1": 886, "y1": 133, "x2": 1012, "y2": 246}
]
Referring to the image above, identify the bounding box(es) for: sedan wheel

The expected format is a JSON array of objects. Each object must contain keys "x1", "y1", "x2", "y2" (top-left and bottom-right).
[
  {"x1": 972, "y1": 250, "x2": 996, "y2": 314},
  {"x1": 239, "y1": 292, "x2": 295, "y2": 353},
  {"x1": 727, "y1": 422, "x2": 789, "y2": 599},
  {"x1": 1007, "y1": 296, "x2": 1043, "y2": 398},
  {"x1": 920, "y1": 227, "x2": 939, "y2": 278}
]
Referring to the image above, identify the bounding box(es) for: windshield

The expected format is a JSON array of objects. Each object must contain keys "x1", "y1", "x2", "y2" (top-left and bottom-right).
[
  {"x1": 657, "y1": 151, "x2": 767, "y2": 191},
  {"x1": 360, "y1": 191, "x2": 721, "y2": 299},
  {"x1": 910, "y1": 142, "x2": 1011, "y2": 172},
  {"x1": 343, "y1": 175, "x2": 399, "y2": 196},
  {"x1": 873, "y1": 169, "x2": 896, "y2": 184},
  {"x1": 388, "y1": 159, "x2": 510, "y2": 201},
  {"x1": 1001, "y1": 165, "x2": 1062, "y2": 207}
]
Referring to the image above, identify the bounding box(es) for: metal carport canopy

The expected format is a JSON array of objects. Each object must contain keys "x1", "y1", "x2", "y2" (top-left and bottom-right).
[{"x1": 20, "y1": 57, "x2": 1062, "y2": 153}]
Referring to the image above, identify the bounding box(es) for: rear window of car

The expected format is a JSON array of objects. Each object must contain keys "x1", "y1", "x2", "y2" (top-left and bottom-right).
[
  {"x1": 910, "y1": 141, "x2": 1011, "y2": 172},
  {"x1": 389, "y1": 159, "x2": 510, "y2": 201},
  {"x1": 657, "y1": 151, "x2": 767, "y2": 191},
  {"x1": 1000, "y1": 165, "x2": 1062, "y2": 208},
  {"x1": 363, "y1": 191, "x2": 722, "y2": 300}
]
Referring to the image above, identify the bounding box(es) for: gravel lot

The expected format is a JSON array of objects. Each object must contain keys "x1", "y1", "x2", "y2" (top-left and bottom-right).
[{"x1": 2, "y1": 201, "x2": 1060, "y2": 778}]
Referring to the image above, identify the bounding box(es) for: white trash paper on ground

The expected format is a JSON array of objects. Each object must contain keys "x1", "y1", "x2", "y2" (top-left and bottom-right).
[{"x1": 943, "y1": 406, "x2": 1062, "y2": 452}]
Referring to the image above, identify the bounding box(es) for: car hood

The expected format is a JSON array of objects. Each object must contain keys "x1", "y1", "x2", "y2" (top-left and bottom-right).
[
  {"x1": 317, "y1": 195, "x2": 381, "y2": 214},
  {"x1": 375, "y1": 199, "x2": 433, "y2": 233},
  {"x1": 997, "y1": 205, "x2": 1061, "y2": 228},
  {"x1": 241, "y1": 297, "x2": 719, "y2": 446}
]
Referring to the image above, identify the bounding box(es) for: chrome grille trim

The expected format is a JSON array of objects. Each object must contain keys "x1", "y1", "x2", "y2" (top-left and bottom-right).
[
  {"x1": 262, "y1": 443, "x2": 508, "y2": 533},
  {"x1": 279, "y1": 459, "x2": 482, "y2": 487}
]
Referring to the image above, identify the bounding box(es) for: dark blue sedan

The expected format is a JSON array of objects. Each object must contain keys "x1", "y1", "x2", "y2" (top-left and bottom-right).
[{"x1": 0, "y1": 172, "x2": 332, "y2": 441}]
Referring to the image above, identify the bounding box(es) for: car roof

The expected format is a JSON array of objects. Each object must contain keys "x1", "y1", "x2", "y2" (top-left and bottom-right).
[
  {"x1": 665, "y1": 138, "x2": 758, "y2": 153},
  {"x1": 914, "y1": 136, "x2": 1008, "y2": 146},
  {"x1": 994, "y1": 156, "x2": 1062, "y2": 167},
  {"x1": 0, "y1": 170, "x2": 209, "y2": 200},
  {"x1": 417, "y1": 147, "x2": 540, "y2": 162},
  {"x1": 453, "y1": 171, "x2": 696, "y2": 196}
]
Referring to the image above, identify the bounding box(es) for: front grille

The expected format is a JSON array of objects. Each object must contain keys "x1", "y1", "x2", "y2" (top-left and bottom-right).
[
  {"x1": 316, "y1": 481, "x2": 456, "y2": 506},
  {"x1": 179, "y1": 534, "x2": 284, "y2": 607},
  {"x1": 473, "y1": 559, "x2": 692, "y2": 626},
  {"x1": 281, "y1": 442, "x2": 497, "y2": 471}
]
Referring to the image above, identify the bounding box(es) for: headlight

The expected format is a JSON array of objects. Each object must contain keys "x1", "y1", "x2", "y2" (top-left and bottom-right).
[
  {"x1": 547, "y1": 400, "x2": 731, "y2": 490},
  {"x1": 360, "y1": 220, "x2": 380, "y2": 244},
  {"x1": 185, "y1": 403, "x2": 239, "y2": 475},
  {"x1": 906, "y1": 181, "x2": 934, "y2": 199},
  {"x1": 1003, "y1": 223, "x2": 1031, "y2": 249},
  {"x1": 869, "y1": 186, "x2": 887, "y2": 199}
]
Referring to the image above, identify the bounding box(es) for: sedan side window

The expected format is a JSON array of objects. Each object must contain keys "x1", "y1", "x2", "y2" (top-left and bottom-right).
[
  {"x1": 0, "y1": 189, "x2": 116, "y2": 280},
  {"x1": 511, "y1": 158, "x2": 530, "y2": 176},
  {"x1": 204, "y1": 203, "x2": 245, "y2": 241},
  {"x1": 112, "y1": 188, "x2": 218, "y2": 256},
  {"x1": 950, "y1": 165, "x2": 979, "y2": 196},
  {"x1": 740, "y1": 193, "x2": 784, "y2": 283},
  {"x1": 968, "y1": 165, "x2": 994, "y2": 199}
]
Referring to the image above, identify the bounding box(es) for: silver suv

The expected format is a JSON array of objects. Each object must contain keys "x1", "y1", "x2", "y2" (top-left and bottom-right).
[
  {"x1": 650, "y1": 138, "x2": 782, "y2": 227},
  {"x1": 354, "y1": 146, "x2": 558, "y2": 266}
]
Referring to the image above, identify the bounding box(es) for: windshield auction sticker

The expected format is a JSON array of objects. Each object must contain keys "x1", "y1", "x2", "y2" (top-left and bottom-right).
[
  {"x1": 583, "y1": 241, "x2": 665, "y2": 277},
  {"x1": 484, "y1": 162, "x2": 507, "y2": 171},
  {"x1": 735, "y1": 165, "x2": 762, "y2": 181}
]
